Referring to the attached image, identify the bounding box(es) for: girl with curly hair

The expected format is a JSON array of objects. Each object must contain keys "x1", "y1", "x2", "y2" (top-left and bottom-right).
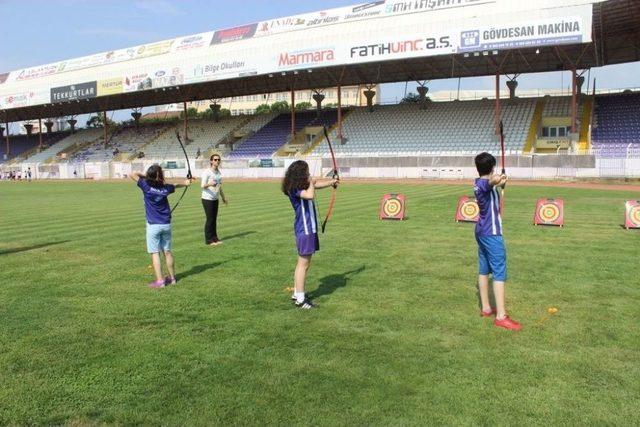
[{"x1": 282, "y1": 160, "x2": 339, "y2": 309}]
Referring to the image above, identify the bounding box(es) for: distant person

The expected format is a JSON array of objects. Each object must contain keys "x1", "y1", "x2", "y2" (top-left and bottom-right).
[
  {"x1": 196, "y1": 148, "x2": 201, "y2": 159},
  {"x1": 131, "y1": 164, "x2": 192, "y2": 288},
  {"x1": 282, "y1": 160, "x2": 338, "y2": 309},
  {"x1": 473, "y1": 152, "x2": 521, "y2": 331},
  {"x1": 27, "y1": 167, "x2": 32, "y2": 182},
  {"x1": 73, "y1": 170, "x2": 78, "y2": 178},
  {"x1": 201, "y1": 154, "x2": 227, "y2": 246}
]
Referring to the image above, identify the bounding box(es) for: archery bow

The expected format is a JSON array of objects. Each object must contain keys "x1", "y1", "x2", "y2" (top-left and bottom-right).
[
  {"x1": 320, "y1": 125, "x2": 339, "y2": 233},
  {"x1": 499, "y1": 120, "x2": 506, "y2": 214},
  {"x1": 170, "y1": 130, "x2": 193, "y2": 214}
]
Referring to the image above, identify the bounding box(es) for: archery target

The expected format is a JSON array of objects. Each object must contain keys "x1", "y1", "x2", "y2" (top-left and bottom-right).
[
  {"x1": 379, "y1": 194, "x2": 406, "y2": 220},
  {"x1": 534, "y1": 198, "x2": 564, "y2": 227},
  {"x1": 455, "y1": 196, "x2": 479, "y2": 223},
  {"x1": 624, "y1": 201, "x2": 640, "y2": 229}
]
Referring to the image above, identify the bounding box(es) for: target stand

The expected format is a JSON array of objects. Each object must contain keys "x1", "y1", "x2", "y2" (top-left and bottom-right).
[
  {"x1": 533, "y1": 198, "x2": 564, "y2": 227},
  {"x1": 379, "y1": 194, "x2": 406, "y2": 220},
  {"x1": 455, "y1": 196, "x2": 480, "y2": 223},
  {"x1": 624, "y1": 200, "x2": 640, "y2": 229}
]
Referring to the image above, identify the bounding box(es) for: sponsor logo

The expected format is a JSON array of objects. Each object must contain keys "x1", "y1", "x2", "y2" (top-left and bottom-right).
[
  {"x1": 211, "y1": 23, "x2": 258, "y2": 44},
  {"x1": 192, "y1": 61, "x2": 246, "y2": 78},
  {"x1": 352, "y1": 1, "x2": 385, "y2": 13},
  {"x1": 460, "y1": 30, "x2": 480, "y2": 49},
  {"x1": 306, "y1": 12, "x2": 339, "y2": 26},
  {"x1": 385, "y1": 0, "x2": 484, "y2": 14},
  {"x1": 51, "y1": 81, "x2": 97, "y2": 102},
  {"x1": 260, "y1": 17, "x2": 305, "y2": 33},
  {"x1": 350, "y1": 36, "x2": 451, "y2": 57},
  {"x1": 155, "y1": 70, "x2": 166, "y2": 77},
  {"x1": 17, "y1": 64, "x2": 59, "y2": 81},
  {"x1": 278, "y1": 48, "x2": 335, "y2": 67},
  {"x1": 2, "y1": 92, "x2": 34, "y2": 108},
  {"x1": 175, "y1": 34, "x2": 208, "y2": 51},
  {"x1": 0, "y1": 73, "x2": 8, "y2": 84},
  {"x1": 124, "y1": 73, "x2": 151, "y2": 92},
  {"x1": 97, "y1": 78, "x2": 123, "y2": 96}
]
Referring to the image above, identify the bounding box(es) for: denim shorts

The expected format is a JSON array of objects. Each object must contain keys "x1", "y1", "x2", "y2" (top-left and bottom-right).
[
  {"x1": 146, "y1": 223, "x2": 172, "y2": 254},
  {"x1": 476, "y1": 235, "x2": 507, "y2": 281}
]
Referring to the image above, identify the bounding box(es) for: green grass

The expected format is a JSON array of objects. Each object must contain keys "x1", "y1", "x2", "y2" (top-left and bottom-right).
[{"x1": 0, "y1": 180, "x2": 639, "y2": 425}]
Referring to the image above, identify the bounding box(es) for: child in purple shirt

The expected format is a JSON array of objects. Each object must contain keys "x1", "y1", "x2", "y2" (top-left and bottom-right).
[
  {"x1": 474, "y1": 152, "x2": 521, "y2": 331},
  {"x1": 131, "y1": 164, "x2": 191, "y2": 288},
  {"x1": 282, "y1": 160, "x2": 339, "y2": 309}
]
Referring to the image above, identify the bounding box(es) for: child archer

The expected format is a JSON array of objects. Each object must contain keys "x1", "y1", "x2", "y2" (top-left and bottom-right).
[
  {"x1": 131, "y1": 164, "x2": 192, "y2": 288},
  {"x1": 282, "y1": 160, "x2": 339, "y2": 309},
  {"x1": 474, "y1": 152, "x2": 521, "y2": 331}
]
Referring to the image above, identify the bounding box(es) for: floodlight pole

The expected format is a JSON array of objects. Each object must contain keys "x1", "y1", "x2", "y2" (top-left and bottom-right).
[
  {"x1": 5, "y1": 120, "x2": 9, "y2": 156},
  {"x1": 571, "y1": 68, "x2": 578, "y2": 134},
  {"x1": 183, "y1": 101, "x2": 189, "y2": 142},
  {"x1": 103, "y1": 111, "x2": 108, "y2": 147},
  {"x1": 38, "y1": 118, "x2": 43, "y2": 149},
  {"x1": 290, "y1": 89, "x2": 296, "y2": 138},
  {"x1": 337, "y1": 83, "x2": 342, "y2": 140}
]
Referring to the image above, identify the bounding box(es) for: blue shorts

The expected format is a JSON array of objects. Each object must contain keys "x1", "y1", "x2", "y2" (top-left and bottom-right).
[
  {"x1": 476, "y1": 235, "x2": 507, "y2": 281},
  {"x1": 146, "y1": 223, "x2": 172, "y2": 254},
  {"x1": 296, "y1": 233, "x2": 319, "y2": 257}
]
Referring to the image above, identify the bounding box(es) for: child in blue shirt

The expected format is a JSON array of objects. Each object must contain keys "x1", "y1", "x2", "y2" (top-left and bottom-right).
[
  {"x1": 474, "y1": 152, "x2": 521, "y2": 330},
  {"x1": 131, "y1": 164, "x2": 192, "y2": 288},
  {"x1": 282, "y1": 160, "x2": 338, "y2": 309}
]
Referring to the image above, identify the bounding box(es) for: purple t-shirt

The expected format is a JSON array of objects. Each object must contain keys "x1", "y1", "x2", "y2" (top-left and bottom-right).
[
  {"x1": 474, "y1": 178, "x2": 502, "y2": 236},
  {"x1": 288, "y1": 189, "x2": 318, "y2": 236},
  {"x1": 137, "y1": 179, "x2": 175, "y2": 224}
]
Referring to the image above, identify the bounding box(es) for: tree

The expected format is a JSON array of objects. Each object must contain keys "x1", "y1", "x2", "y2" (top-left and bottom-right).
[
  {"x1": 270, "y1": 101, "x2": 290, "y2": 114},
  {"x1": 255, "y1": 104, "x2": 272, "y2": 115},
  {"x1": 180, "y1": 107, "x2": 199, "y2": 119},
  {"x1": 401, "y1": 92, "x2": 420, "y2": 103},
  {"x1": 219, "y1": 108, "x2": 231, "y2": 118},
  {"x1": 295, "y1": 102, "x2": 313, "y2": 111},
  {"x1": 86, "y1": 114, "x2": 116, "y2": 128}
]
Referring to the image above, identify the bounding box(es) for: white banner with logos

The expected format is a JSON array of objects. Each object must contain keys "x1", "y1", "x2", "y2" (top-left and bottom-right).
[{"x1": 0, "y1": 0, "x2": 595, "y2": 110}]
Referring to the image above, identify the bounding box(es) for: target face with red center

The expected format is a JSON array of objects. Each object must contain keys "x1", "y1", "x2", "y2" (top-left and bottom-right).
[
  {"x1": 625, "y1": 201, "x2": 640, "y2": 229},
  {"x1": 534, "y1": 198, "x2": 564, "y2": 226},
  {"x1": 455, "y1": 196, "x2": 479, "y2": 223},
  {"x1": 379, "y1": 194, "x2": 406, "y2": 220}
]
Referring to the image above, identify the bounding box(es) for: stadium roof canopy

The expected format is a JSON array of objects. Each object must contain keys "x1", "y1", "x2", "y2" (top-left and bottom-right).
[{"x1": 1, "y1": 0, "x2": 638, "y2": 122}]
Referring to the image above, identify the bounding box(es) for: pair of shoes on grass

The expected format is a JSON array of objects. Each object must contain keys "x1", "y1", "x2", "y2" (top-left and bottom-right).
[
  {"x1": 291, "y1": 295, "x2": 317, "y2": 309},
  {"x1": 480, "y1": 308, "x2": 522, "y2": 331},
  {"x1": 207, "y1": 240, "x2": 223, "y2": 246},
  {"x1": 148, "y1": 276, "x2": 177, "y2": 289}
]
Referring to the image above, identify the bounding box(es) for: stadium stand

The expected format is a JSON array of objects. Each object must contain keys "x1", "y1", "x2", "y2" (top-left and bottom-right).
[
  {"x1": 592, "y1": 92, "x2": 640, "y2": 157},
  {"x1": 542, "y1": 96, "x2": 584, "y2": 118},
  {"x1": 1, "y1": 132, "x2": 66, "y2": 163},
  {"x1": 22, "y1": 128, "x2": 104, "y2": 163},
  {"x1": 229, "y1": 110, "x2": 339, "y2": 158},
  {"x1": 142, "y1": 116, "x2": 248, "y2": 160},
  {"x1": 311, "y1": 99, "x2": 536, "y2": 156}
]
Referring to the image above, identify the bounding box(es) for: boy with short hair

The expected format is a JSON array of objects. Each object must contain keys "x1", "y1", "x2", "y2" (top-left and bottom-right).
[{"x1": 474, "y1": 152, "x2": 521, "y2": 331}]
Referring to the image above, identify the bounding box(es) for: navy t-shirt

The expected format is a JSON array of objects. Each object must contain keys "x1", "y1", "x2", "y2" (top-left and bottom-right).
[
  {"x1": 474, "y1": 178, "x2": 502, "y2": 236},
  {"x1": 137, "y1": 179, "x2": 175, "y2": 224},
  {"x1": 288, "y1": 189, "x2": 318, "y2": 237}
]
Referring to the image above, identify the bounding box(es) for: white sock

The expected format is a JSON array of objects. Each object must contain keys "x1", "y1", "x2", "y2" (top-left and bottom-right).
[{"x1": 295, "y1": 292, "x2": 305, "y2": 303}]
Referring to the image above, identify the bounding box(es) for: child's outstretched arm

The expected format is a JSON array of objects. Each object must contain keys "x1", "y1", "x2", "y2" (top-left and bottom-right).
[
  {"x1": 489, "y1": 173, "x2": 507, "y2": 187},
  {"x1": 130, "y1": 172, "x2": 144, "y2": 182},
  {"x1": 312, "y1": 178, "x2": 339, "y2": 189},
  {"x1": 172, "y1": 178, "x2": 193, "y2": 189}
]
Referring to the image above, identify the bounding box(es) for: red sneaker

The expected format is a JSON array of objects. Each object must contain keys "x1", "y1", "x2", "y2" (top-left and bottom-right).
[
  {"x1": 480, "y1": 308, "x2": 496, "y2": 317},
  {"x1": 494, "y1": 316, "x2": 522, "y2": 331}
]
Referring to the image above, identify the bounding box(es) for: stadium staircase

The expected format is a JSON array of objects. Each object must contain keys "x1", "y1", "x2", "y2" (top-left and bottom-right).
[{"x1": 522, "y1": 98, "x2": 546, "y2": 153}]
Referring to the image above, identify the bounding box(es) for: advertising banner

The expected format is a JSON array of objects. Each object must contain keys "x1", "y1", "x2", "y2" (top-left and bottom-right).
[
  {"x1": 97, "y1": 78, "x2": 123, "y2": 96},
  {"x1": 0, "y1": 73, "x2": 8, "y2": 84},
  {"x1": 51, "y1": 81, "x2": 97, "y2": 102},
  {"x1": 211, "y1": 24, "x2": 258, "y2": 44},
  {"x1": 0, "y1": 92, "x2": 35, "y2": 109}
]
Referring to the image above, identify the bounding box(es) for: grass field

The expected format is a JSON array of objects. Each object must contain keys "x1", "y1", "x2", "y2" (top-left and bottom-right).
[{"x1": 1, "y1": 179, "x2": 639, "y2": 425}]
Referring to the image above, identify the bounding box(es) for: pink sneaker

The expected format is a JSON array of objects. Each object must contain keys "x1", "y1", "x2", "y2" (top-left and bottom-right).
[
  {"x1": 164, "y1": 276, "x2": 177, "y2": 285},
  {"x1": 494, "y1": 315, "x2": 522, "y2": 331},
  {"x1": 148, "y1": 280, "x2": 165, "y2": 289}
]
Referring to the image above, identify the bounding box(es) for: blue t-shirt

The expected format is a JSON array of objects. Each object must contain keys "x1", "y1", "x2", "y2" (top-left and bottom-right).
[
  {"x1": 474, "y1": 178, "x2": 502, "y2": 236},
  {"x1": 288, "y1": 189, "x2": 318, "y2": 236},
  {"x1": 137, "y1": 179, "x2": 175, "y2": 224}
]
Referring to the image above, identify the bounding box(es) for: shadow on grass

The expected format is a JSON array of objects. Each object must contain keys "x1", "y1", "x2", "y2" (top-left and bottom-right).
[
  {"x1": 0, "y1": 240, "x2": 71, "y2": 256},
  {"x1": 308, "y1": 265, "x2": 366, "y2": 300},
  {"x1": 176, "y1": 258, "x2": 239, "y2": 281},
  {"x1": 223, "y1": 231, "x2": 257, "y2": 241}
]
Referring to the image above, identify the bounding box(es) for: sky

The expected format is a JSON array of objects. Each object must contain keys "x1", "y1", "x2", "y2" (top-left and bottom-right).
[{"x1": 1, "y1": 0, "x2": 639, "y2": 125}]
